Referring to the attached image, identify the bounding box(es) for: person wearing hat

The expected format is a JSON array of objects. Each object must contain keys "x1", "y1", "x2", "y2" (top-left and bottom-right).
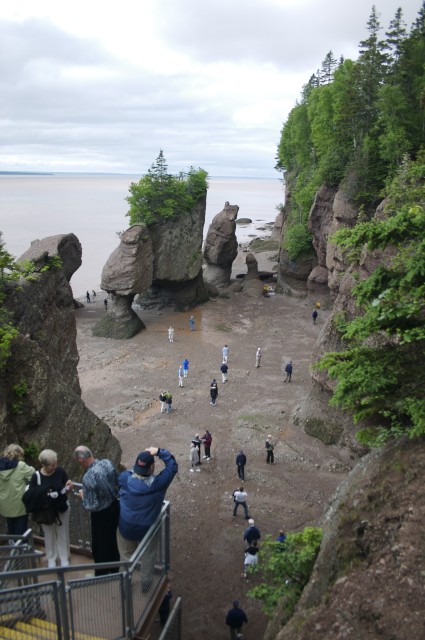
[
  {"x1": 225, "y1": 600, "x2": 248, "y2": 639},
  {"x1": 117, "y1": 446, "x2": 178, "y2": 561}
]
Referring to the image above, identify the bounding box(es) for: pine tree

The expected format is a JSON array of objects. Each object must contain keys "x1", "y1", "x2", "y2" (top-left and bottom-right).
[{"x1": 320, "y1": 51, "x2": 338, "y2": 85}]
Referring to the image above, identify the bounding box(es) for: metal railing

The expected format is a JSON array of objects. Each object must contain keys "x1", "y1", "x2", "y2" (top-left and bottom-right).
[
  {"x1": 0, "y1": 501, "x2": 176, "y2": 639},
  {"x1": 159, "y1": 596, "x2": 182, "y2": 640}
]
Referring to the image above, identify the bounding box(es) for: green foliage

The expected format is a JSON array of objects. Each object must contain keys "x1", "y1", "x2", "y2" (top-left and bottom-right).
[
  {"x1": 126, "y1": 150, "x2": 208, "y2": 226},
  {"x1": 0, "y1": 322, "x2": 19, "y2": 370},
  {"x1": 12, "y1": 380, "x2": 28, "y2": 399},
  {"x1": 283, "y1": 223, "x2": 313, "y2": 260},
  {"x1": 276, "y1": 3, "x2": 425, "y2": 212},
  {"x1": 24, "y1": 442, "x2": 41, "y2": 465},
  {"x1": 318, "y1": 154, "x2": 425, "y2": 444},
  {"x1": 248, "y1": 527, "x2": 323, "y2": 619}
]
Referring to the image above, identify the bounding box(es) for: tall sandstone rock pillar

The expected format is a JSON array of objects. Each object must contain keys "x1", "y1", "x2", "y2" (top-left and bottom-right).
[{"x1": 203, "y1": 202, "x2": 239, "y2": 288}]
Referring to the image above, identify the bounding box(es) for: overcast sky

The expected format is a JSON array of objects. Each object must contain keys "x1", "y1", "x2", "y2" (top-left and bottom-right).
[{"x1": 0, "y1": 0, "x2": 422, "y2": 178}]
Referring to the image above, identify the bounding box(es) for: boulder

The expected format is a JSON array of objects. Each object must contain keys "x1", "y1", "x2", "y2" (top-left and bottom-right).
[
  {"x1": 203, "y1": 202, "x2": 239, "y2": 287},
  {"x1": 100, "y1": 225, "x2": 153, "y2": 295},
  {"x1": 93, "y1": 224, "x2": 153, "y2": 338},
  {"x1": 245, "y1": 252, "x2": 259, "y2": 278},
  {"x1": 17, "y1": 233, "x2": 82, "y2": 282}
]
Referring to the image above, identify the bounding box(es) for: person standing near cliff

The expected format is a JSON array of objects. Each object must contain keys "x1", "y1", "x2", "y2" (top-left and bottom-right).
[
  {"x1": 86, "y1": 291, "x2": 91, "y2": 303},
  {"x1": 189, "y1": 315, "x2": 195, "y2": 331},
  {"x1": 168, "y1": 326, "x2": 174, "y2": 342},
  {"x1": 0, "y1": 444, "x2": 35, "y2": 536},
  {"x1": 74, "y1": 446, "x2": 120, "y2": 575},
  {"x1": 312, "y1": 309, "x2": 318, "y2": 324}
]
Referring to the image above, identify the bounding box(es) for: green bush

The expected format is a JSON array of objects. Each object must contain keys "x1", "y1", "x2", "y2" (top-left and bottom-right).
[{"x1": 248, "y1": 527, "x2": 323, "y2": 618}]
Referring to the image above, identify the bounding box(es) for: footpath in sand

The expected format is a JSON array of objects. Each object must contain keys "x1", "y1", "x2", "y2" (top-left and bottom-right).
[{"x1": 75, "y1": 250, "x2": 353, "y2": 640}]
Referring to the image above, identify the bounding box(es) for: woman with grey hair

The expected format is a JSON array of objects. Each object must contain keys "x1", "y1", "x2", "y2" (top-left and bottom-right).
[
  {"x1": 0, "y1": 444, "x2": 35, "y2": 535},
  {"x1": 28, "y1": 449, "x2": 72, "y2": 568}
]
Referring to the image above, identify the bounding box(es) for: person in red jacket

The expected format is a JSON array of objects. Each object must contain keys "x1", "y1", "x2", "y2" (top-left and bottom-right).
[{"x1": 201, "y1": 430, "x2": 212, "y2": 460}]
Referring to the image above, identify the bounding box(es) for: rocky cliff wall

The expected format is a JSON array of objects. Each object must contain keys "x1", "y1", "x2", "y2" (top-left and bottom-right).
[
  {"x1": 0, "y1": 235, "x2": 121, "y2": 477},
  {"x1": 265, "y1": 437, "x2": 425, "y2": 640}
]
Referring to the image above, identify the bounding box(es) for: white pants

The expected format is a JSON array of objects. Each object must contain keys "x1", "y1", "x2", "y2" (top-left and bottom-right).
[
  {"x1": 222, "y1": 373, "x2": 227, "y2": 383},
  {"x1": 42, "y1": 506, "x2": 70, "y2": 567},
  {"x1": 160, "y1": 401, "x2": 167, "y2": 413},
  {"x1": 179, "y1": 376, "x2": 184, "y2": 387}
]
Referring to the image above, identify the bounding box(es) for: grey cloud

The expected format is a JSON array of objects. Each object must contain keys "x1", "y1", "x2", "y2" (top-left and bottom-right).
[{"x1": 157, "y1": 0, "x2": 420, "y2": 70}]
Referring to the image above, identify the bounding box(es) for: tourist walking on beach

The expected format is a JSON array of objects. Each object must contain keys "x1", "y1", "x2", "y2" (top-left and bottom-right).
[
  {"x1": 225, "y1": 600, "x2": 248, "y2": 639},
  {"x1": 164, "y1": 391, "x2": 173, "y2": 413},
  {"x1": 0, "y1": 444, "x2": 35, "y2": 536},
  {"x1": 168, "y1": 326, "x2": 174, "y2": 342},
  {"x1": 191, "y1": 434, "x2": 202, "y2": 465},
  {"x1": 233, "y1": 486, "x2": 249, "y2": 519},
  {"x1": 92, "y1": 290, "x2": 96, "y2": 299},
  {"x1": 190, "y1": 443, "x2": 200, "y2": 472},
  {"x1": 210, "y1": 379, "x2": 218, "y2": 405},
  {"x1": 104, "y1": 299, "x2": 108, "y2": 311},
  {"x1": 182, "y1": 358, "x2": 189, "y2": 378},
  {"x1": 312, "y1": 309, "x2": 318, "y2": 324},
  {"x1": 222, "y1": 344, "x2": 229, "y2": 363},
  {"x1": 243, "y1": 519, "x2": 261, "y2": 544},
  {"x1": 255, "y1": 347, "x2": 262, "y2": 368},
  {"x1": 265, "y1": 435, "x2": 275, "y2": 464},
  {"x1": 178, "y1": 366, "x2": 184, "y2": 387},
  {"x1": 221, "y1": 361, "x2": 228, "y2": 383},
  {"x1": 189, "y1": 315, "x2": 195, "y2": 331},
  {"x1": 284, "y1": 360, "x2": 293, "y2": 382},
  {"x1": 86, "y1": 291, "x2": 91, "y2": 303},
  {"x1": 159, "y1": 391, "x2": 167, "y2": 413},
  {"x1": 243, "y1": 539, "x2": 259, "y2": 578},
  {"x1": 201, "y1": 430, "x2": 212, "y2": 460},
  {"x1": 236, "y1": 450, "x2": 246, "y2": 481},
  {"x1": 74, "y1": 446, "x2": 120, "y2": 575},
  {"x1": 226, "y1": 600, "x2": 248, "y2": 640}
]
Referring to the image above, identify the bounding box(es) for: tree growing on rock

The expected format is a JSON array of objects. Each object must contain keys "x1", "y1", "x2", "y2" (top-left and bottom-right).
[{"x1": 126, "y1": 150, "x2": 208, "y2": 227}]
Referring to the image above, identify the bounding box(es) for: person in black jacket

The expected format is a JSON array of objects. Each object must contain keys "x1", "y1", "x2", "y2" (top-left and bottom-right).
[
  {"x1": 243, "y1": 519, "x2": 261, "y2": 544},
  {"x1": 284, "y1": 360, "x2": 293, "y2": 382},
  {"x1": 236, "y1": 450, "x2": 247, "y2": 481},
  {"x1": 225, "y1": 600, "x2": 248, "y2": 639},
  {"x1": 210, "y1": 379, "x2": 218, "y2": 405}
]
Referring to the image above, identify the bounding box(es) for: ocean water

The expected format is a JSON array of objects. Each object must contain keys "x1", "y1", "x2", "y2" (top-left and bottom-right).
[{"x1": 0, "y1": 174, "x2": 283, "y2": 297}]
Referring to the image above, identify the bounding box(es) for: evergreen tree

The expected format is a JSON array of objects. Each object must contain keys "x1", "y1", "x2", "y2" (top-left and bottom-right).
[{"x1": 320, "y1": 50, "x2": 338, "y2": 85}]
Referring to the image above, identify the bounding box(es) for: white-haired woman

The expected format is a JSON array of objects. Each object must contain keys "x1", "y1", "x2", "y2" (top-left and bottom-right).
[
  {"x1": 28, "y1": 449, "x2": 72, "y2": 568},
  {"x1": 0, "y1": 444, "x2": 35, "y2": 536}
]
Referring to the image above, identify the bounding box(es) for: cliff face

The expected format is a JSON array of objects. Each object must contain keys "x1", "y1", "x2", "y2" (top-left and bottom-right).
[
  {"x1": 0, "y1": 234, "x2": 121, "y2": 477},
  {"x1": 266, "y1": 438, "x2": 425, "y2": 640},
  {"x1": 276, "y1": 180, "x2": 358, "y2": 299}
]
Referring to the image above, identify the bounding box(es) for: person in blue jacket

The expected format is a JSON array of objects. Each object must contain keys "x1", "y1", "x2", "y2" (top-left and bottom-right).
[{"x1": 117, "y1": 447, "x2": 178, "y2": 561}]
